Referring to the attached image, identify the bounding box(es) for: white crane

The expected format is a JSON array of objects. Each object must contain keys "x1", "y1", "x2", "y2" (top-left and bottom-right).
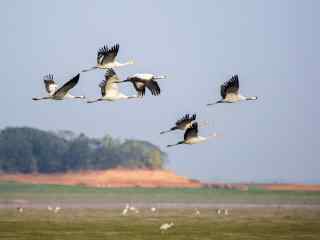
[
  {"x1": 87, "y1": 69, "x2": 138, "y2": 103},
  {"x1": 207, "y1": 74, "x2": 257, "y2": 105},
  {"x1": 160, "y1": 114, "x2": 196, "y2": 134},
  {"x1": 216, "y1": 208, "x2": 222, "y2": 215},
  {"x1": 150, "y1": 207, "x2": 157, "y2": 212},
  {"x1": 54, "y1": 206, "x2": 61, "y2": 213},
  {"x1": 194, "y1": 208, "x2": 200, "y2": 216},
  {"x1": 116, "y1": 73, "x2": 167, "y2": 97},
  {"x1": 122, "y1": 204, "x2": 129, "y2": 216},
  {"x1": 17, "y1": 207, "x2": 24, "y2": 213},
  {"x1": 167, "y1": 122, "x2": 217, "y2": 147},
  {"x1": 160, "y1": 222, "x2": 174, "y2": 232},
  {"x1": 32, "y1": 73, "x2": 85, "y2": 101},
  {"x1": 129, "y1": 206, "x2": 135, "y2": 211},
  {"x1": 82, "y1": 44, "x2": 133, "y2": 72},
  {"x1": 47, "y1": 206, "x2": 53, "y2": 211},
  {"x1": 224, "y1": 208, "x2": 229, "y2": 216}
]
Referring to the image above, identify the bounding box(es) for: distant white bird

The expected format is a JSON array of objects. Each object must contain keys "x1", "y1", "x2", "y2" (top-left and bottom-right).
[
  {"x1": 32, "y1": 73, "x2": 85, "y2": 101},
  {"x1": 54, "y1": 206, "x2": 61, "y2": 213},
  {"x1": 150, "y1": 207, "x2": 157, "y2": 212},
  {"x1": 82, "y1": 44, "x2": 133, "y2": 72},
  {"x1": 160, "y1": 222, "x2": 174, "y2": 232},
  {"x1": 224, "y1": 208, "x2": 229, "y2": 216},
  {"x1": 122, "y1": 204, "x2": 129, "y2": 216},
  {"x1": 216, "y1": 208, "x2": 222, "y2": 215},
  {"x1": 87, "y1": 69, "x2": 138, "y2": 103},
  {"x1": 207, "y1": 75, "x2": 257, "y2": 105},
  {"x1": 195, "y1": 208, "x2": 200, "y2": 216},
  {"x1": 160, "y1": 114, "x2": 196, "y2": 134},
  {"x1": 17, "y1": 207, "x2": 23, "y2": 213},
  {"x1": 47, "y1": 206, "x2": 53, "y2": 211},
  {"x1": 116, "y1": 73, "x2": 167, "y2": 97},
  {"x1": 167, "y1": 122, "x2": 218, "y2": 147}
]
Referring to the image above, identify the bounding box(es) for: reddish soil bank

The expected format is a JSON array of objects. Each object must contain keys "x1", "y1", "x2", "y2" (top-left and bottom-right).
[
  {"x1": 0, "y1": 169, "x2": 202, "y2": 188},
  {"x1": 1, "y1": 170, "x2": 319, "y2": 191}
]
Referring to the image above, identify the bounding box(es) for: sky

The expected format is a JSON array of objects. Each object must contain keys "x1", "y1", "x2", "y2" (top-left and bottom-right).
[{"x1": 0, "y1": 0, "x2": 319, "y2": 183}]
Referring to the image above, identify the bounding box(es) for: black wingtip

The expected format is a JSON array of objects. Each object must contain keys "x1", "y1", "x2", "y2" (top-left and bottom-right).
[
  {"x1": 44, "y1": 74, "x2": 54, "y2": 81},
  {"x1": 192, "y1": 122, "x2": 198, "y2": 129},
  {"x1": 70, "y1": 73, "x2": 80, "y2": 84},
  {"x1": 113, "y1": 43, "x2": 120, "y2": 50},
  {"x1": 74, "y1": 73, "x2": 80, "y2": 80}
]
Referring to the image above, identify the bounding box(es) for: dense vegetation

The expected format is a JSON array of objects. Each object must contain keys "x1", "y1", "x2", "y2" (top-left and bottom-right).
[{"x1": 0, "y1": 127, "x2": 167, "y2": 173}]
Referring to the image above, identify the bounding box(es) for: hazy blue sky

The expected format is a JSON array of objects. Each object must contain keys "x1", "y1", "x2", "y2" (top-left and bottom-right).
[{"x1": 0, "y1": 0, "x2": 319, "y2": 183}]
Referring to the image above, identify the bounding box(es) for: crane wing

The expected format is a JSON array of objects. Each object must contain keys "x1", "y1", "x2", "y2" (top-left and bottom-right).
[
  {"x1": 220, "y1": 75, "x2": 239, "y2": 99},
  {"x1": 53, "y1": 73, "x2": 80, "y2": 98},
  {"x1": 184, "y1": 122, "x2": 198, "y2": 141},
  {"x1": 146, "y1": 80, "x2": 161, "y2": 96},
  {"x1": 176, "y1": 114, "x2": 196, "y2": 127},
  {"x1": 132, "y1": 81, "x2": 146, "y2": 97},
  {"x1": 97, "y1": 44, "x2": 119, "y2": 65},
  {"x1": 99, "y1": 69, "x2": 119, "y2": 96}
]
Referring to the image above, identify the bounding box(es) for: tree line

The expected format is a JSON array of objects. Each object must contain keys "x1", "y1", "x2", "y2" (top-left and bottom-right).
[{"x1": 0, "y1": 127, "x2": 167, "y2": 173}]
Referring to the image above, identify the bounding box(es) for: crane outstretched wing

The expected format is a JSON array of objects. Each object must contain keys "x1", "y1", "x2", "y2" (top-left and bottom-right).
[
  {"x1": 132, "y1": 81, "x2": 146, "y2": 97},
  {"x1": 99, "y1": 69, "x2": 119, "y2": 96},
  {"x1": 97, "y1": 44, "x2": 119, "y2": 65},
  {"x1": 126, "y1": 75, "x2": 160, "y2": 96},
  {"x1": 53, "y1": 73, "x2": 80, "y2": 98},
  {"x1": 146, "y1": 80, "x2": 161, "y2": 96},
  {"x1": 220, "y1": 75, "x2": 239, "y2": 99},
  {"x1": 176, "y1": 114, "x2": 196, "y2": 127},
  {"x1": 184, "y1": 122, "x2": 198, "y2": 140}
]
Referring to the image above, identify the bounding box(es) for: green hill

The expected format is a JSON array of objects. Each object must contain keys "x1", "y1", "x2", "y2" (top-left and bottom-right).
[{"x1": 0, "y1": 127, "x2": 167, "y2": 173}]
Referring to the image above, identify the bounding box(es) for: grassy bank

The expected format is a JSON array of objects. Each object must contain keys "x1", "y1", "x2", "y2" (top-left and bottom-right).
[
  {"x1": 0, "y1": 208, "x2": 319, "y2": 240},
  {"x1": 0, "y1": 181, "x2": 320, "y2": 205}
]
